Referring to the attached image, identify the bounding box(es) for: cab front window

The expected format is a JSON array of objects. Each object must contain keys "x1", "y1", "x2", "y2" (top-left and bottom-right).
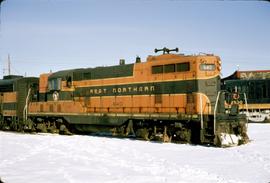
[{"x1": 48, "y1": 78, "x2": 62, "y2": 91}]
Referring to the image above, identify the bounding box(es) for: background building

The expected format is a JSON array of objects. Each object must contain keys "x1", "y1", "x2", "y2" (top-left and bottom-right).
[{"x1": 222, "y1": 70, "x2": 270, "y2": 122}]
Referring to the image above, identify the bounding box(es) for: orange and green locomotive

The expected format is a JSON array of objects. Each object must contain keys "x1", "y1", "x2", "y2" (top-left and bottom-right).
[{"x1": 0, "y1": 48, "x2": 249, "y2": 147}]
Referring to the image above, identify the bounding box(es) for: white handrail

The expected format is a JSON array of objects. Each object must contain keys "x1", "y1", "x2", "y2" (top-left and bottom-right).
[
  {"x1": 243, "y1": 92, "x2": 249, "y2": 129},
  {"x1": 200, "y1": 93, "x2": 203, "y2": 130},
  {"x1": 23, "y1": 88, "x2": 32, "y2": 121},
  {"x1": 214, "y1": 91, "x2": 221, "y2": 135}
]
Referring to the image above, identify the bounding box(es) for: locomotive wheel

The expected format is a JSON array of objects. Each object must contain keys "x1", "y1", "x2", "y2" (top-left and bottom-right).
[
  {"x1": 135, "y1": 128, "x2": 150, "y2": 140},
  {"x1": 2, "y1": 123, "x2": 10, "y2": 131},
  {"x1": 125, "y1": 120, "x2": 135, "y2": 136},
  {"x1": 162, "y1": 126, "x2": 171, "y2": 143},
  {"x1": 36, "y1": 123, "x2": 48, "y2": 133},
  {"x1": 47, "y1": 124, "x2": 59, "y2": 134},
  {"x1": 111, "y1": 126, "x2": 126, "y2": 136},
  {"x1": 23, "y1": 119, "x2": 36, "y2": 133},
  {"x1": 59, "y1": 124, "x2": 72, "y2": 135},
  {"x1": 173, "y1": 128, "x2": 191, "y2": 143}
]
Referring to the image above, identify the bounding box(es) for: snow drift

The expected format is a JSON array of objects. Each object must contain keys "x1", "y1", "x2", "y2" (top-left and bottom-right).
[{"x1": 0, "y1": 124, "x2": 270, "y2": 183}]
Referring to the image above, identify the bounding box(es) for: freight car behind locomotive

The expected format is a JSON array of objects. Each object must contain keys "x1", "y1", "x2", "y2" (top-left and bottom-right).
[
  {"x1": 0, "y1": 75, "x2": 39, "y2": 130},
  {"x1": 26, "y1": 48, "x2": 248, "y2": 146}
]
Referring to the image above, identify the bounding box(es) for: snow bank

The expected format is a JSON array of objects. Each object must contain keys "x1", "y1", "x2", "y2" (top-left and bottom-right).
[
  {"x1": 1, "y1": 124, "x2": 270, "y2": 183},
  {"x1": 220, "y1": 133, "x2": 242, "y2": 147}
]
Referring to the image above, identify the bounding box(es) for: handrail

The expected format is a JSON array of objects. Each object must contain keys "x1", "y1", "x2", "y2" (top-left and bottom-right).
[
  {"x1": 243, "y1": 92, "x2": 249, "y2": 129},
  {"x1": 214, "y1": 91, "x2": 221, "y2": 135},
  {"x1": 200, "y1": 93, "x2": 203, "y2": 129},
  {"x1": 23, "y1": 88, "x2": 32, "y2": 121}
]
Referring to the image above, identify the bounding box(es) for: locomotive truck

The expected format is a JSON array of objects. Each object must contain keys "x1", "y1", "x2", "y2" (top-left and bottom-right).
[{"x1": 0, "y1": 48, "x2": 249, "y2": 147}]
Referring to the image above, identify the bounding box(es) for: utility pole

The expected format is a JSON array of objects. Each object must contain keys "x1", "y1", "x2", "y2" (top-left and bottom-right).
[{"x1": 2, "y1": 54, "x2": 11, "y2": 76}]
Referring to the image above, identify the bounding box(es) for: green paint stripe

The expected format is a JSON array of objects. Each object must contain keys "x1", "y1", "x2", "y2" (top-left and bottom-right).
[
  {"x1": 45, "y1": 77, "x2": 219, "y2": 101},
  {"x1": 73, "y1": 79, "x2": 198, "y2": 97},
  {"x1": 3, "y1": 102, "x2": 17, "y2": 110}
]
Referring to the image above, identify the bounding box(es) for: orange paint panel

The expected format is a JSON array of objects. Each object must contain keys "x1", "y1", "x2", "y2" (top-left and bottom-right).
[
  {"x1": 3, "y1": 92, "x2": 17, "y2": 103},
  {"x1": 193, "y1": 93, "x2": 212, "y2": 115},
  {"x1": 61, "y1": 102, "x2": 85, "y2": 113},
  {"x1": 39, "y1": 73, "x2": 51, "y2": 93},
  {"x1": 61, "y1": 84, "x2": 75, "y2": 91},
  {"x1": 80, "y1": 94, "x2": 189, "y2": 114},
  {"x1": 239, "y1": 103, "x2": 270, "y2": 110},
  {"x1": 28, "y1": 102, "x2": 39, "y2": 113},
  {"x1": 196, "y1": 56, "x2": 220, "y2": 79},
  {"x1": 30, "y1": 94, "x2": 210, "y2": 115},
  {"x1": 29, "y1": 101, "x2": 85, "y2": 114}
]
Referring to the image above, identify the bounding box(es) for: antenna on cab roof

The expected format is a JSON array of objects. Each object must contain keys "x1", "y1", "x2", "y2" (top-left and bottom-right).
[{"x1": 154, "y1": 47, "x2": 179, "y2": 54}]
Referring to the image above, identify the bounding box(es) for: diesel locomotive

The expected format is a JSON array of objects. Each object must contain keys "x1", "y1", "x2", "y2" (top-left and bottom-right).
[{"x1": 0, "y1": 48, "x2": 249, "y2": 147}]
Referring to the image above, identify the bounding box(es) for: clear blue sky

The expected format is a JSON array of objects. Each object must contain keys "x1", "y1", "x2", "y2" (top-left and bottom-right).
[{"x1": 0, "y1": 0, "x2": 269, "y2": 78}]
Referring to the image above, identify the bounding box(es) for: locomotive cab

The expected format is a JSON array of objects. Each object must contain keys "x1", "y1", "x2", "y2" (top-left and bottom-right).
[{"x1": 147, "y1": 50, "x2": 223, "y2": 116}]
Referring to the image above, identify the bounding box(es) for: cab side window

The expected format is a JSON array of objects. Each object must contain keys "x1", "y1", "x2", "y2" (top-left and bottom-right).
[
  {"x1": 152, "y1": 65, "x2": 163, "y2": 74},
  {"x1": 176, "y1": 62, "x2": 190, "y2": 72},
  {"x1": 152, "y1": 62, "x2": 190, "y2": 74},
  {"x1": 164, "y1": 64, "x2": 175, "y2": 73},
  {"x1": 66, "y1": 76, "x2": 72, "y2": 88}
]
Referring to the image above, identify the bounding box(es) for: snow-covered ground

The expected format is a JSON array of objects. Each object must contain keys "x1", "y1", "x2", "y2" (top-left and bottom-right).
[{"x1": 0, "y1": 124, "x2": 270, "y2": 183}]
